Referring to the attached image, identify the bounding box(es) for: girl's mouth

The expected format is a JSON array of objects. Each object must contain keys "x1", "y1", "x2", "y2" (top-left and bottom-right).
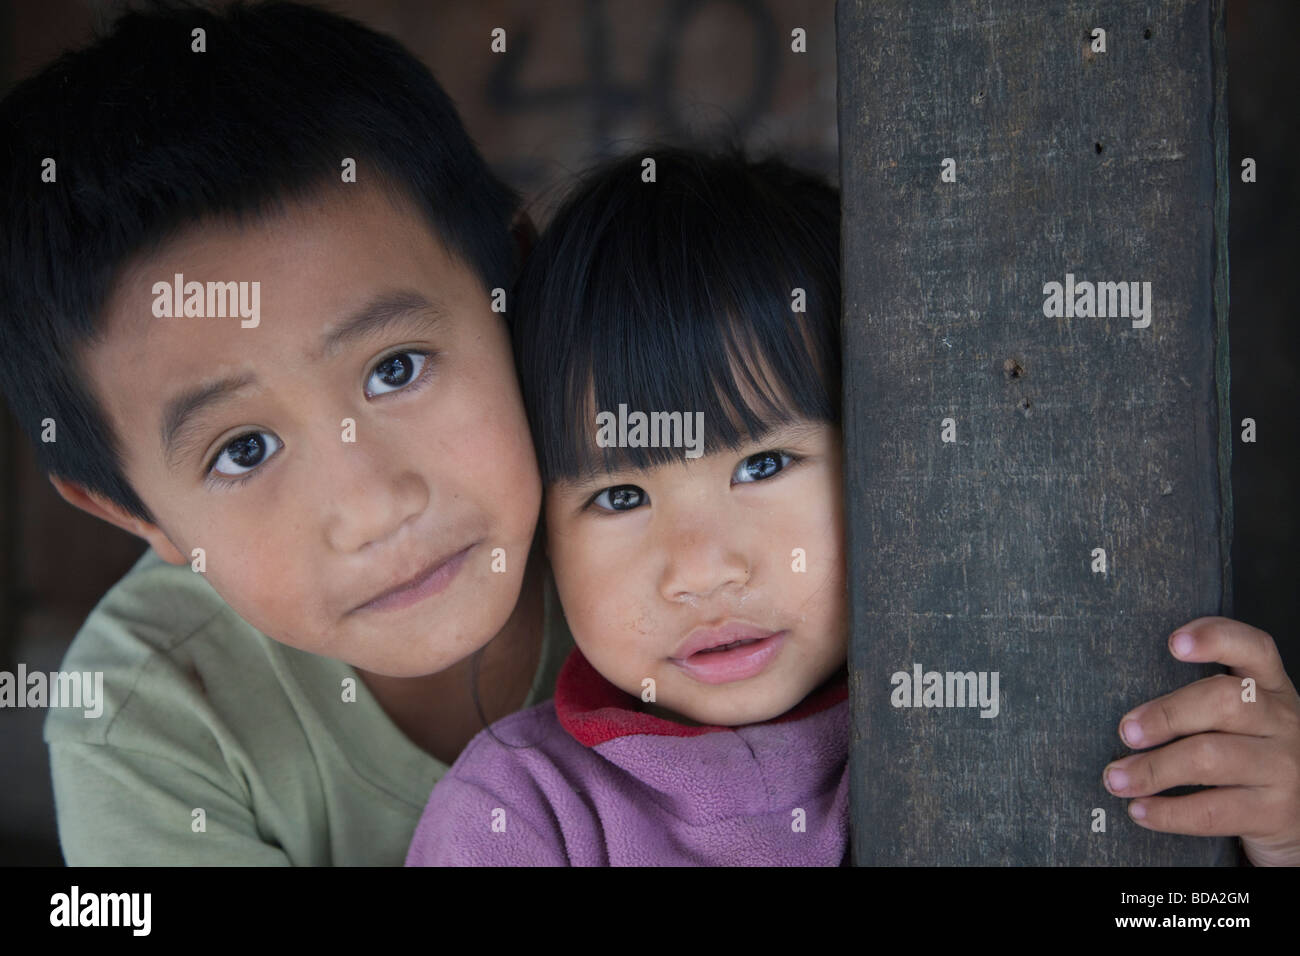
[
  {"x1": 697, "y1": 638, "x2": 759, "y2": 653},
  {"x1": 671, "y1": 627, "x2": 787, "y2": 684}
]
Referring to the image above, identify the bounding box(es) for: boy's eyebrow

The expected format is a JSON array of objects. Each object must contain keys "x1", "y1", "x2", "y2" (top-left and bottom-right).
[
  {"x1": 160, "y1": 373, "x2": 258, "y2": 468},
  {"x1": 159, "y1": 290, "x2": 447, "y2": 469},
  {"x1": 314, "y1": 289, "x2": 447, "y2": 360}
]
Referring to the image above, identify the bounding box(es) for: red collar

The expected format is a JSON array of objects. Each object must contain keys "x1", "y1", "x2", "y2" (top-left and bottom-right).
[{"x1": 554, "y1": 647, "x2": 848, "y2": 748}]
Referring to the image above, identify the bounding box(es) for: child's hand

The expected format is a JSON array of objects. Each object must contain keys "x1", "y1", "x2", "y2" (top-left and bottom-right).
[{"x1": 1102, "y1": 616, "x2": 1300, "y2": 866}]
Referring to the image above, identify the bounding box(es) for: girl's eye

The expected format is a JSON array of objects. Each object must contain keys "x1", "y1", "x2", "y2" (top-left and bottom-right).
[
  {"x1": 733, "y1": 450, "x2": 795, "y2": 484},
  {"x1": 591, "y1": 484, "x2": 647, "y2": 512},
  {"x1": 210, "y1": 431, "x2": 281, "y2": 478},
  {"x1": 365, "y1": 350, "x2": 428, "y2": 397}
]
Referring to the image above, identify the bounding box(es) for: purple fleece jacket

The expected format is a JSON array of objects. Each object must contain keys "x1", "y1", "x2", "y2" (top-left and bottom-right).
[{"x1": 405, "y1": 648, "x2": 849, "y2": 866}]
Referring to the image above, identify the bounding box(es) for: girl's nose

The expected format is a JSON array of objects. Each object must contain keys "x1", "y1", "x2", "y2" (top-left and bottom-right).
[{"x1": 657, "y1": 519, "x2": 752, "y2": 603}]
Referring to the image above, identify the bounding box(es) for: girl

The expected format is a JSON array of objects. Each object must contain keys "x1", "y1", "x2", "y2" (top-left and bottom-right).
[{"x1": 406, "y1": 147, "x2": 851, "y2": 865}]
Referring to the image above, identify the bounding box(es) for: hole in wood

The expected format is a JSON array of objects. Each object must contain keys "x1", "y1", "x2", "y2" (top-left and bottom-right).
[
  {"x1": 1095, "y1": 141, "x2": 1104, "y2": 154},
  {"x1": 1143, "y1": 27, "x2": 1152, "y2": 40}
]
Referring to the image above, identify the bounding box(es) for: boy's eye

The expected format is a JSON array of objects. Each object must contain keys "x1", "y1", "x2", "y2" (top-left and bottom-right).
[
  {"x1": 365, "y1": 350, "x2": 428, "y2": 397},
  {"x1": 733, "y1": 450, "x2": 794, "y2": 484},
  {"x1": 211, "y1": 431, "x2": 281, "y2": 478},
  {"x1": 592, "y1": 484, "x2": 647, "y2": 512}
]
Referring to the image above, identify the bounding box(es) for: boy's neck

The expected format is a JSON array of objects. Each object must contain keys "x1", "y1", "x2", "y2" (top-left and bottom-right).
[{"x1": 354, "y1": 547, "x2": 547, "y2": 766}]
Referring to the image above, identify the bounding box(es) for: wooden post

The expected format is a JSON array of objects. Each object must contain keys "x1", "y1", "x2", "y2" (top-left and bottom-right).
[{"x1": 839, "y1": 0, "x2": 1236, "y2": 864}]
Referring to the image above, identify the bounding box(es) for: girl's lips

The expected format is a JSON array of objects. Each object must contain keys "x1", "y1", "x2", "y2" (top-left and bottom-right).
[
  {"x1": 351, "y1": 543, "x2": 475, "y2": 614},
  {"x1": 672, "y1": 622, "x2": 779, "y2": 659},
  {"x1": 671, "y1": 631, "x2": 787, "y2": 684}
]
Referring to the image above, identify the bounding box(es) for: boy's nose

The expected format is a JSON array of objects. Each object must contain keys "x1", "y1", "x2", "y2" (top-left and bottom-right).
[{"x1": 320, "y1": 441, "x2": 428, "y2": 554}]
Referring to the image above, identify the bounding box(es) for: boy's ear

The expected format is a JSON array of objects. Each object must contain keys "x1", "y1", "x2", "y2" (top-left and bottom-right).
[
  {"x1": 48, "y1": 476, "x2": 187, "y2": 565},
  {"x1": 509, "y1": 209, "x2": 539, "y2": 272}
]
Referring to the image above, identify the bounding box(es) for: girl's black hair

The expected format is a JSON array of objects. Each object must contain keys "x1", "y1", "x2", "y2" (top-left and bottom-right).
[
  {"x1": 476, "y1": 146, "x2": 843, "y2": 741},
  {"x1": 510, "y1": 145, "x2": 842, "y2": 486}
]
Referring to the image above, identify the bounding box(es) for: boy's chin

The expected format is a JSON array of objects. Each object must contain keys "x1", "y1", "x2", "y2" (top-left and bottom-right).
[
  {"x1": 336, "y1": 643, "x2": 477, "y2": 679},
  {"x1": 265, "y1": 616, "x2": 492, "y2": 679}
]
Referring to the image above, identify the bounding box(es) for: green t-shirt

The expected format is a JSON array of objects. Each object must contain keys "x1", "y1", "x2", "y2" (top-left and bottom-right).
[{"x1": 43, "y1": 548, "x2": 573, "y2": 865}]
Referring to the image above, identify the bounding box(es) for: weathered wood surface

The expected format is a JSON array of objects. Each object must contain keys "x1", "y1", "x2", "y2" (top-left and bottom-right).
[{"x1": 839, "y1": 0, "x2": 1235, "y2": 864}]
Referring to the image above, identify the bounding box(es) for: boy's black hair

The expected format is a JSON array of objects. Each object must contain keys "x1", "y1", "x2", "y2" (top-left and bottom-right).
[
  {"x1": 511, "y1": 145, "x2": 841, "y2": 486},
  {"x1": 0, "y1": 0, "x2": 520, "y2": 521}
]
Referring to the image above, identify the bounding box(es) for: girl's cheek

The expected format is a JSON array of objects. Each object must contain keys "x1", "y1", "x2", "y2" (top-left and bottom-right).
[{"x1": 550, "y1": 532, "x2": 600, "y2": 613}]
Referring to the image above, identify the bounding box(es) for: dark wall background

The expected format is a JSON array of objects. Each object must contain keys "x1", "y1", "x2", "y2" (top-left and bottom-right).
[
  {"x1": 0, "y1": 0, "x2": 1294, "y2": 865},
  {"x1": 1223, "y1": 1, "x2": 1298, "y2": 651}
]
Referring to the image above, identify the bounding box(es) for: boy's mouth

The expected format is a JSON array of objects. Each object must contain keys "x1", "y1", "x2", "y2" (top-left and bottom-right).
[
  {"x1": 670, "y1": 623, "x2": 786, "y2": 684},
  {"x1": 349, "y1": 542, "x2": 477, "y2": 615}
]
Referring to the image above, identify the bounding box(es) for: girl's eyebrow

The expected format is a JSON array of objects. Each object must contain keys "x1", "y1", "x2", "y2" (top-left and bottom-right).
[
  {"x1": 557, "y1": 462, "x2": 642, "y2": 495},
  {"x1": 554, "y1": 419, "x2": 827, "y2": 493},
  {"x1": 755, "y1": 419, "x2": 826, "y2": 445}
]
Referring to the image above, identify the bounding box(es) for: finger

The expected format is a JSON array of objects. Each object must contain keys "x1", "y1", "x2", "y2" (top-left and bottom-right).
[
  {"x1": 1167, "y1": 617, "x2": 1293, "y2": 694},
  {"x1": 1127, "y1": 786, "x2": 1284, "y2": 839},
  {"x1": 1118, "y1": 673, "x2": 1273, "y2": 749},
  {"x1": 1104, "y1": 732, "x2": 1277, "y2": 796}
]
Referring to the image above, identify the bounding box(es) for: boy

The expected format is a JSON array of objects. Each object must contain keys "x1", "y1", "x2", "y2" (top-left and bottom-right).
[{"x1": 0, "y1": 1, "x2": 571, "y2": 864}]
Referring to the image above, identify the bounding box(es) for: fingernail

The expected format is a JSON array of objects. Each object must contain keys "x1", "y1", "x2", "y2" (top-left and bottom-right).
[
  {"x1": 1172, "y1": 632, "x2": 1195, "y2": 657},
  {"x1": 1106, "y1": 767, "x2": 1130, "y2": 793},
  {"x1": 1121, "y1": 719, "x2": 1144, "y2": 747},
  {"x1": 1129, "y1": 801, "x2": 1147, "y2": 820}
]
